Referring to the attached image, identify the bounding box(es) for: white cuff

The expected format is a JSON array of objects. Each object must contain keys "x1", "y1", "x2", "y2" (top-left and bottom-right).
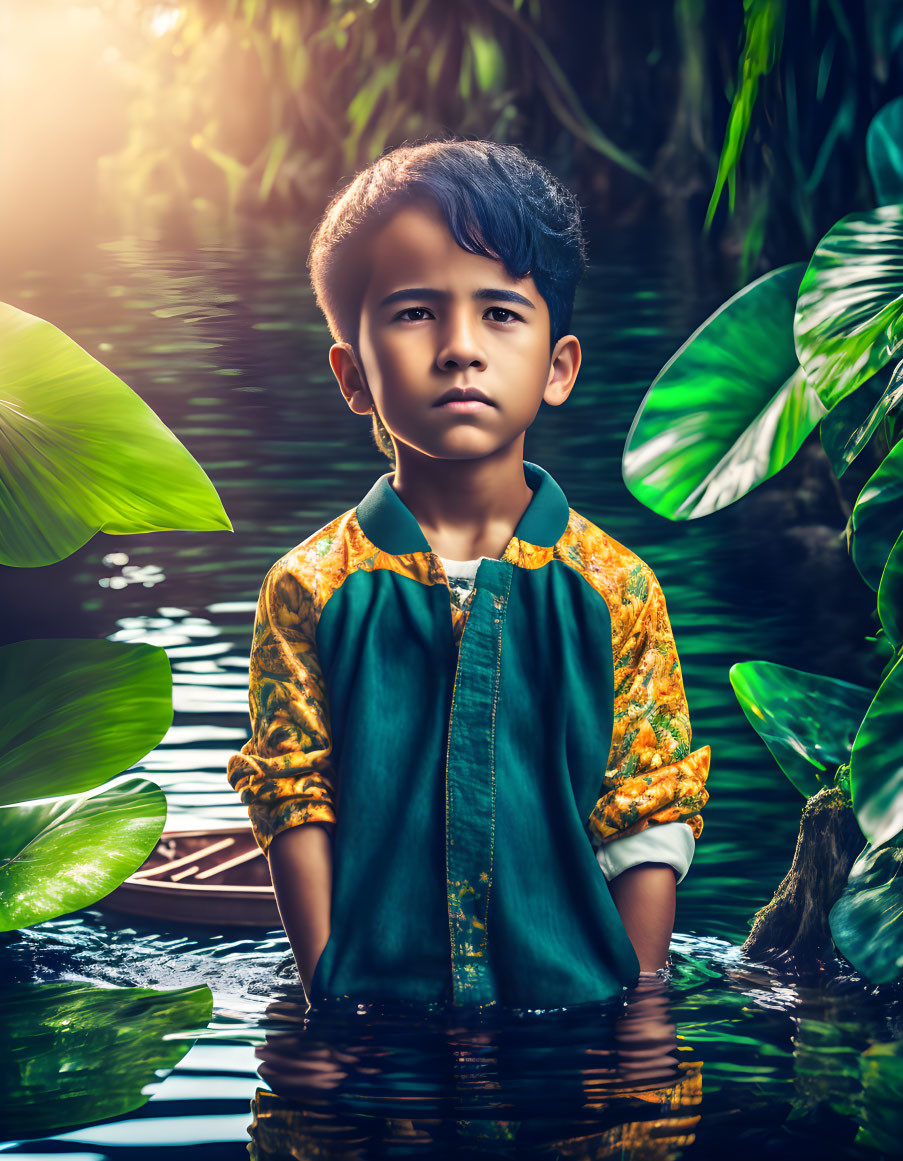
[{"x1": 592, "y1": 821, "x2": 695, "y2": 885}]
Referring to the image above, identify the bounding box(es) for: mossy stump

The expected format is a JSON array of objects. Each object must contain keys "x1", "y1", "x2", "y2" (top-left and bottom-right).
[{"x1": 742, "y1": 786, "x2": 863, "y2": 973}]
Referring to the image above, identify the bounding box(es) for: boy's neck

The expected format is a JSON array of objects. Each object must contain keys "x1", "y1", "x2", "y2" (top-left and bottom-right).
[{"x1": 390, "y1": 440, "x2": 534, "y2": 561}]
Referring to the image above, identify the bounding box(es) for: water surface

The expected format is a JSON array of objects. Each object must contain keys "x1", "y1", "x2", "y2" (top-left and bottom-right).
[{"x1": 0, "y1": 218, "x2": 896, "y2": 1159}]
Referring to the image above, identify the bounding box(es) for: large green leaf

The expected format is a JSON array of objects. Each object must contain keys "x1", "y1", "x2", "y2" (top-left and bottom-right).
[
  {"x1": 849, "y1": 435, "x2": 903, "y2": 591},
  {"x1": 0, "y1": 981, "x2": 212, "y2": 1136},
  {"x1": 849, "y1": 653, "x2": 903, "y2": 849},
  {"x1": 866, "y1": 97, "x2": 903, "y2": 207},
  {"x1": 729, "y1": 660, "x2": 872, "y2": 797},
  {"x1": 819, "y1": 360, "x2": 903, "y2": 478},
  {"x1": 622, "y1": 265, "x2": 825, "y2": 519},
  {"x1": 0, "y1": 776, "x2": 166, "y2": 931},
  {"x1": 794, "y1": 206, "x2": 903, "y2": 411},
  {"x1": 829, "y1": 841, "x2": 903, "y2": 984},
  {"x1": 0, "y1": 638, "x2": 172, "y2": 807},
  {"x1": 878, "y1": 529, "x2": 903, "y2": 648},
  {"x1": 0, "y1": 301, "x2": 233, "y2": 568}
]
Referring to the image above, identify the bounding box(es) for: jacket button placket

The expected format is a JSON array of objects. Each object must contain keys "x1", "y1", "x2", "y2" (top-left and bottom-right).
[{"x1": 444, "y1": 559, "x2": 512, "y2": 1007}]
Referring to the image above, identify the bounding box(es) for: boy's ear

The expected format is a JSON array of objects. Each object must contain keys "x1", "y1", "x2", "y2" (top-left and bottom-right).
[
  {"x1": 329, "y1": 343, "x2": 373, "y2": 415},
  {"x1": 543, "y1": 334, "x2": 581, "y2": 408}
]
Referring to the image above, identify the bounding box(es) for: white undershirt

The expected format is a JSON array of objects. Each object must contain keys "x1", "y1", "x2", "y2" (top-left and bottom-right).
[{"x1": 435, "y1": 554, "x2": 696, "y2": 885}]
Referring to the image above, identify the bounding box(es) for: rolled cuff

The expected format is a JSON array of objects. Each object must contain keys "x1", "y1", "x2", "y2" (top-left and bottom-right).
[{"x1": 592, "y1": 820, "x2": 696, "y2": 885}]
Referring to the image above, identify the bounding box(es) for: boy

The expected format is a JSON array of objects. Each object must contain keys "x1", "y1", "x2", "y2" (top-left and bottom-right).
[{"x1": 227, "y1": 138, "x2": 710, "y2": 1010}]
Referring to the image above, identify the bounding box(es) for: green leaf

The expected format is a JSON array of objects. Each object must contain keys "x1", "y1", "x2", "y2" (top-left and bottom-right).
[
  {"x1": 622, "y1": 265, "x2": 825, "y2": 519},
  {"x1": 0, "y1": 638, "x2": 172, "y2": 807},
  {"x1": 866, "y1": 96, "x2": 903, "y2": 207},
  {"x1": 705, "y1": 0, "x2": 786, "y2": 227},
  {"x1": 729, "y1": 660, "x2": 872, "y2": 797},
  {"x1": 849, "y1": 435, "x2": 903, "y2": 591},
  {"x1": 467, "y1": 26, "x2": 505, "y2": 92},
  {"x1": 849, "y1": 653, "x2": 903, "y2": 848},
  {"x1": 819, "y1": 360, "x2": 903, "y2": 478},
  {"x1": 794, "y1": 206, "x2": 903, "y2": 411},
  {"x1": 878, "y1": 528, "x2": 903, "y2": 648},
  {"x1": 0, "y1": 776, "x2": 166, "y2": 931},
  {"x1": 829, "y1": 841, "x2": 903, "y2": 984},
  {"x1": 857, "y1": 1040, "x2": 903, "y2": 1151},
  {"x1": 0, "y1": 981, "x2": 212, "y2": 1135},
  {"x1": 0, "y1": 302, "x2": 233, "y2": 567}
]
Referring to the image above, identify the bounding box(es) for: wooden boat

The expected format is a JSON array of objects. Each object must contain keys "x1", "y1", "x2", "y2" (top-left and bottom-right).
[{"x1": 101, "y1": 827, "x2": 282, "y2": 928}]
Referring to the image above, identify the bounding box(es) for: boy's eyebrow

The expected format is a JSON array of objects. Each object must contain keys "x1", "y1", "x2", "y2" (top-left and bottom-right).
[{"x1": 378, "y1": 287, "x2": 536, "y2": 310}]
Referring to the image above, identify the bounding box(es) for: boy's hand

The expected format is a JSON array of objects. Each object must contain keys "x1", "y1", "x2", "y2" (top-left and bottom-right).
[
  {"x1": 267, "y1": 823, "x2": 334, "y2": 997},
  {"x1": 608, "y1": 862, "x2": 676, "y2": 973}
]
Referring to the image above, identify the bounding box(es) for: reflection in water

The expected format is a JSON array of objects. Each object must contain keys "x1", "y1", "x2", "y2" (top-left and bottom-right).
[
  {"x1": 0, "y1": 981, "x2": 212, "y2": 1137},
  {"x1": 249, "y1": 975, "x2": 702, "y2": 1159}
]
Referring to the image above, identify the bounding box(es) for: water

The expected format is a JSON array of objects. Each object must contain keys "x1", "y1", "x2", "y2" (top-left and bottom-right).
[{"x1": 0, "y1": 218, "x2": 897, "y2": 1158}]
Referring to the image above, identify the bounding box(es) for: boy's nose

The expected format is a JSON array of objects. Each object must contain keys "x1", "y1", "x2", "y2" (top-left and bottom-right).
[
  {"x1": 435, "y1": 318, "x2": 487, "y2": 372},
  {"x1": 431, "y1": 306, "x2": 485, "y2": 369}
]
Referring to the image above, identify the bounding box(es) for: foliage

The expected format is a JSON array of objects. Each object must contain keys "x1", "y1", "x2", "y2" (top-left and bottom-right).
[
  {"x1": 728, "y1": 661, "x2": 872, "y2": 799},
  {"x1": 96, "y1": 0, "x2": 650, "y2": 232},
  {"x1": 621, "y1": 264, "x2": 824, "y2": 520},
  {"x1": 624, "y1": 96, "x2": 903, "y2": 982},
  {"x1": 794, "y1": 206, "x2": 903, "y2": 413},
  {"x1": 0, "y1": 777, "x2": 167, "y2": 931},
  {"x1": 705, "y1": 0, "x2": 786, "y2": 228},
  {"x1": 0, "y1": 638, "x2": 172, "y2": 806},
  {"x1": 0, "y1": 301, "x2": 232, "y2": 568},
  {"x1": 0, "y1": 981, "x2": 213, "y2": 1135},
  {"x1": 0, "y1": 300, "x2": 232, "y2": 933}
]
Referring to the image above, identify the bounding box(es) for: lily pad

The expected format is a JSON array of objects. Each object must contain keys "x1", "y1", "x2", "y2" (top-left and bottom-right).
[
  {"x1": 0, "y1": 638, "x2": 172, "y2": 807},
  {"x1": 794, "y1": 205, "x2": 903, "y2": 411},
  {"x1": 819, "y1": 360, "x2": 903, "y2": 478},
  {"x1": 829, "y1": 841, "x2": 903, "y2": 984},
  {"x1": 0, "y1": 981, "x2": 212, "y2": 1136},
  {"x1": 0, "y1": 776, "x2": 166, "y2": 931},
  {"x1": 849, "y1": 653, "x2": 903, "y2": 849},
  {"x1": 878, "y1": 529, "x2": 903, "y2": 648},
  {"x1": 0, "y1": 301, "x2": 233, "y2": 568},
  {"x1": 866, "y1": 96, "x2": 903, "y2": 207},
  {"x1": 729, "y1": 660, "x2": 873, "y2": 797},
  {"x1": 623, "y1": 264, "x2": 825, "y2": 519},
  {"x1": 849, "y1": 434, "x2": 903, "y2": 591}
]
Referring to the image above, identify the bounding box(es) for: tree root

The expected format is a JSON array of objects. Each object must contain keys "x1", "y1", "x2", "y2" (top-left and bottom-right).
[{"x1": 742, "y1": 786, "x2": 864, "y2": 974}]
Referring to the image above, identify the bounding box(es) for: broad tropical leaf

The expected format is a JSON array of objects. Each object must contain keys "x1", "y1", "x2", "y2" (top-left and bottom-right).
[
  {"x1": 0, "y1": 638, "x2": 172, "y2": 807},
  {"x1": 829, "y1": 841, "x2": 903, "y2": 984},
  {"x1": 849, "y1": 435, "x2": 903, "y2": 591},
  {"x1": 623, "y1": 265, "x2": 825, "y2": 519},
  {"x1": 819, "y1": 360, "x2": 903, "y2": 478},
  {"x1": 878, "y1": 529, "x2": 903, "y2": 648},
  {"x1": 866, "y1": 96, "x2": 903, "y2": 207},
  {"x1": 0, "y1": 301, "x2": 233, "y2": 568},
  {"x1": 849, "y1": 653, "x2": 903, "y2": 849},
  {"x1": 794, "y1": 206, "x2": 903, "y2": 411},
  {"x1": 0, "y1": 776, "x2": 166, "y2": 931},
  {"x1": 729, "y1": 660, "x2": 872, "y2": 797},
  {"x1": 0, "y1": 981, "x2": 212, "y2": 1135}
]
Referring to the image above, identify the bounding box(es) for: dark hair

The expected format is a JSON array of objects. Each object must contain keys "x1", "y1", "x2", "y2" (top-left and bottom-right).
[{"x1": 307, "y1": 136, "x2": 588, "y2": 464}]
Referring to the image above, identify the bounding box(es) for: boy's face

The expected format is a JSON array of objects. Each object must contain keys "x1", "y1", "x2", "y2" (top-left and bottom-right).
[{"x1": 330, "y1": 199, "x2": 580, "y2": 465}]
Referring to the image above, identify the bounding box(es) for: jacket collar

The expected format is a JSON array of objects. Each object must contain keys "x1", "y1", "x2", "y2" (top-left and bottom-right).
[{"x1": 356, "y1": 460, "x2": 570, "y2": 556}]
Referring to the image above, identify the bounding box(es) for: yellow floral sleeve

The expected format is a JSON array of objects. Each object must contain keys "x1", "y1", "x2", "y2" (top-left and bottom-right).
[
  {"x1": 588, "y1": 561, "x2": 710, "y2": 846},
  {"x1": 226, "y1": 563, "x2": 337, "y2": 856}
]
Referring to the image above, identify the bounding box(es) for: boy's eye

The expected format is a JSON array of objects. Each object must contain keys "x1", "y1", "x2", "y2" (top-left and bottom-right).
[
  {"x1": 396, "y1": 307, "x2": 433, "y2": 322},
  {"x1": 486, "y1": 307, "x2": 520, "y2": 323}
]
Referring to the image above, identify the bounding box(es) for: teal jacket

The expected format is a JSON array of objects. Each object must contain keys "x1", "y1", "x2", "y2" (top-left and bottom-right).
[{"x1": 227, "y1": 461, "x2": 711, "y2": 1010}]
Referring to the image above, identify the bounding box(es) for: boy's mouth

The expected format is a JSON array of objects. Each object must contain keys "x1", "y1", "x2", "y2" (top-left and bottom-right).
[{"x1": 434, "y1": 386, "x2": 495, "y2": 408}]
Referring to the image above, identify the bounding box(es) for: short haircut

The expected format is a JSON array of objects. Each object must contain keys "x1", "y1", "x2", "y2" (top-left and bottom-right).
[{"x1": 307, "y1": 135, "x2": 588, "y2": 463}]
